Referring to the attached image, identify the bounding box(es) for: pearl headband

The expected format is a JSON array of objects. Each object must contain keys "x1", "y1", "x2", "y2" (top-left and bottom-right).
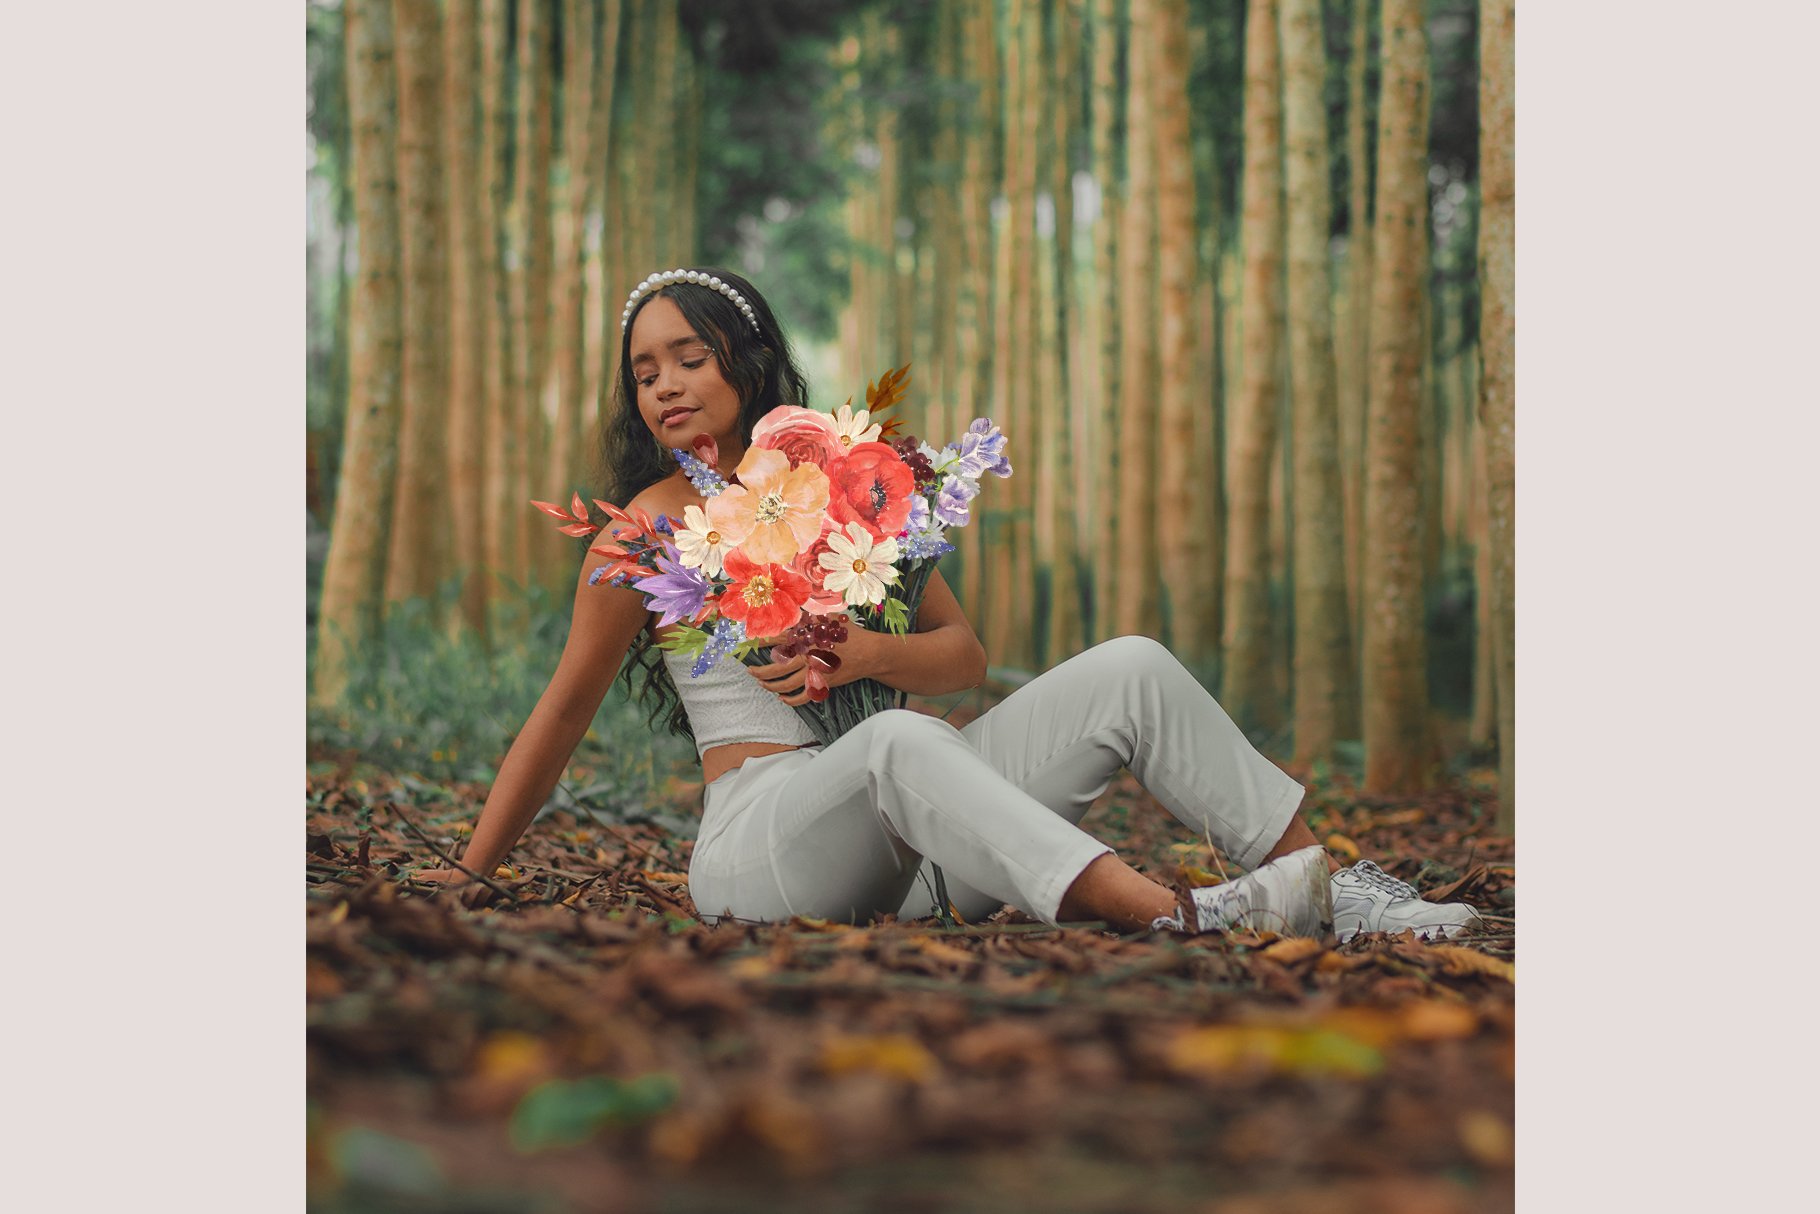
[{"x1": 620, "y1": 269, "x2": 762, "y2": 335}]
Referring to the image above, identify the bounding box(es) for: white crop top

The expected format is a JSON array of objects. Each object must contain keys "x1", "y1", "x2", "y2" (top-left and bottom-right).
[{"x1": 660, "y1": 646, "x2": 820, "y2": 758}]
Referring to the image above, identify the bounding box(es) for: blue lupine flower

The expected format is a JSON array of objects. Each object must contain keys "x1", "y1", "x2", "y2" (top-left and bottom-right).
[
  {"x1": 588, "y1": 566, "x2": 610, "y2": 586},
  {"x1": 691, "y1": 616, "x2": 747, "y2": 678},
  {"x1": 672, "y1": 447, "x2": 727, "y2": 496},
  {"x1": 652, "y1": 513, "x2": 676, "y2": 537},
  {"x1": 934, "y1": 474, "x2": 980, "y2": 527},
  {"x1": 900, "y1": 524, "x2": 954, "y2": 561}
]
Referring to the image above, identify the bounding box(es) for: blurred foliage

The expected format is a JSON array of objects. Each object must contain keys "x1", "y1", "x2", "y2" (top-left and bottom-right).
[{"x1": 306, "y1": 578, "x2": 697, "y2": 788}]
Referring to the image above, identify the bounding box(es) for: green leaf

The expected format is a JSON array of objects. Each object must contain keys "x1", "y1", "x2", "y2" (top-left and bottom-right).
[
  {"x1": 880, "y1": 595, "x2": 910, "y2": 636},
  {"x1": 655, "y1": 623, "x2": 709, "y2": 654},
  {"x1": 509, "y1": 1074, "x2": 680, "y2": 1153}
]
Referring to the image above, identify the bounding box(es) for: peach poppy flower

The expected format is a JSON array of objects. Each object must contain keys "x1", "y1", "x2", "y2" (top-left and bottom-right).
[{"x1": 706, "y1": 446, "x2": 830, "y2": 565}]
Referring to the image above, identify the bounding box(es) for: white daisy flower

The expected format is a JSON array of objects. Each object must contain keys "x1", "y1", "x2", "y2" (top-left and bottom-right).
[
  {"x1": 818, "y1": 521, "x2": 901, "y2": 607},
  {"x1": 672, "y1": 503, "x2": 733, "y2": 578},
  {"x1": 831, "y1": 402, "x2": 883, "y2": 449}
]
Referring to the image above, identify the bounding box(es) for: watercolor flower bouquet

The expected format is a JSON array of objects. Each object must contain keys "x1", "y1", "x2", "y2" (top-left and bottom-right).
[{"x1": 533, "y1": 366, "x2": 1013, "y2": 748}]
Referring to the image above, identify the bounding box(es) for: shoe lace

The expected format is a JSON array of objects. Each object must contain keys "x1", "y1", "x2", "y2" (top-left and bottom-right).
[{"x1": 1349, "y1": 859, "x2": 1418, "y2": 901}]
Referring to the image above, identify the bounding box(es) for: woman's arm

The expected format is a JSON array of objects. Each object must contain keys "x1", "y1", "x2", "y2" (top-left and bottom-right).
[
  {"x1": 748, "y1": 568, "x2": 987, "y2": 704},
  {"x1": 441, "y1": 537, "x2": 652, "y2": 881}
]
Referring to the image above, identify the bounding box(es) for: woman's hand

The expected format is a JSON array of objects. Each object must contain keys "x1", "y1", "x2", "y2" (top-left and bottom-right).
[
  {"x1": 746, "y1": 628, "x2": 886, "y2": 707},
  {"x1": 408, "y1": 866, "x2": 504, "y2": 908}
]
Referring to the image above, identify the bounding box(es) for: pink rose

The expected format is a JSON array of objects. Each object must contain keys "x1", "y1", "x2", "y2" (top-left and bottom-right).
[{"x1": 751, "y1": 406, "x2": 845, "y2": 470}]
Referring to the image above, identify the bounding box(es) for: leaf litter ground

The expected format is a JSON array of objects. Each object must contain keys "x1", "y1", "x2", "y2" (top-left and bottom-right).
[{"x1": 307, "y1": 706, "x2": 1514, "y2": 1214}]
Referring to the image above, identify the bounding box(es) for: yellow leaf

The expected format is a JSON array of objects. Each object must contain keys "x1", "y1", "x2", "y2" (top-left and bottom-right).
[
  {"x1": 1431, "y1": 946, "x2": 1515, "y2": 983},
  {"x1": 1325, "y1": 833, "x2": 1361, "y2": 862},
  {"x1": 1166, "y1": 1024, "x2": 1383, "y2": 1080},
  {"x1": 1258, "y1": 937, "x2": 1325, "y2": 964},
  {"x1": 640, "y1": 870, "x2": 688, "y2": 884},
  {"x1": 1458, "y1": 1111, "x2": 1513, "y2": 1166},
  {"x1": 1398, "y1": 999, "x2": 1480, "y2": 1041},
  {"x1": 728, "y1": 956, "x2": 774, "y2": 979},
  {"x1": 820, "y1": 1034, "x2": 936, "y2": 1084},
  {"x1": 474, "y1": 1031, "x2": 550, "y2": 1085},
  {"x1": 1178, "y1": 865, "x2": 1226, "y2": 888},
  {"x1": 327, "y1": 901, "x2": 349, "y2": 925},
  {"x1": 493, "y1": 864, "x2": 518, "y2": 880}
]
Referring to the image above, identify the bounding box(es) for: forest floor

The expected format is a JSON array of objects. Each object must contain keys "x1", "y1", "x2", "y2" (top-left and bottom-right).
[{"x1": 306, "y1": 707, "x2": 1515, "y2": 1214}]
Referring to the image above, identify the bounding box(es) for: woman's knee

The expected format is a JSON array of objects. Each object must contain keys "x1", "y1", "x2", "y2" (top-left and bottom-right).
[
  {"x1": 859, "y1": 707, "x2": 962, "y2": 758},
  {"x1": 1086, "y1": 634, "x2": 1179, "y2": 678}
]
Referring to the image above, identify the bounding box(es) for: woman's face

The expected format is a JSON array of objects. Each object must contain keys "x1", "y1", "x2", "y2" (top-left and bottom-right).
[{"x1": 628, "y1": 296, "x2": 745, "y2": 463}]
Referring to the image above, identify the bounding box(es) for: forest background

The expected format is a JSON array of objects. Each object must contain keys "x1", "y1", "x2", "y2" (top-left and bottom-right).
[{"x1": 305, "y1": 0, "x2": 1517, "y2": 826}]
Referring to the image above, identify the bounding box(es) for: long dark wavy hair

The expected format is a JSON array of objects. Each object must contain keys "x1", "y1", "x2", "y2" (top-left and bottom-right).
[{"x1": 597, "y1": 267, "x2": 812, "y2": 744}]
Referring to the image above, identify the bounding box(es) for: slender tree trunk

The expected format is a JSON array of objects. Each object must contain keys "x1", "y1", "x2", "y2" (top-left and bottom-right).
[
  {"x1": 1279, "y1": 0, "x2": 1357, "y2": 760},
  {"x1": 1342, "y1": 0, "x2": 1374, "y2": 657},
  {"x1": 1469, "y1": 416, "x2": 1498, "y2": 748},
  {"x1": 1153, "y1": 0, "x2": 1198, "y2": 656},
  {"x1": 514, "y1": 0, "x2": 557, "y2": 586},
  {"x1": 1048, "y1": 0, "x2": 1084, "y2": 661},
  {"x1": 385, "y1": 0, "x2": 448, "y2": 608},
  {"x1": 1220, "y1": 0, "x2": 1286, "y2": 732},
  {"x1": 1113, "y1": 0, "x2": 1160, "y2": 641},
  {"x1": 585, "y1": 0, "x2": 624, "y2": 448},
  {"x1": 317, "y1": 0, "x2": 403, "y2": 708},
  {"x1": 442, "y1": 0, "x2": 488, "y2": 633},
  {"x1": 1089, "y1": 0, "x2": 1122, "y2": 645},
  {"x1": 548, "y1": 0, "x2": 596, "y2": 517},
  {"x1": 479, "y1": 0, "x2": 516, "y2": 599},
  {"x1": 1361, "y1": 0, "x2": 1432, "y2": 792},
  {"x1": 1479, "y1": 0, "x2": 1515, "y2": 830},
  {"x1": 953, "y1": 1, "x2": 993, "y2": 627}
]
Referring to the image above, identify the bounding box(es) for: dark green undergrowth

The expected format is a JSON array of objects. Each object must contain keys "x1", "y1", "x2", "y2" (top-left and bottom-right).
[{"x1": 307, "y1": 582, "x2": 696, "y2": 799}]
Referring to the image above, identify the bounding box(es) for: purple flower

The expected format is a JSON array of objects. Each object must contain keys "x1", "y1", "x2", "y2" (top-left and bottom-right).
[
  {"x1": 904, "y1": 492, "x2": 931, "y2": 535},
  {"x1": 639, "y1": 548, "x2": 712, "y2": 629},
  {"x1": 950, "y1": 417, "x2": 1012, "y2": 480},
  {"x1": 588, "y1": 566, "x2": 610, "y2": 586},
  {"x1": 934, "y1": 475, "x2": 980, "y2": 527}
]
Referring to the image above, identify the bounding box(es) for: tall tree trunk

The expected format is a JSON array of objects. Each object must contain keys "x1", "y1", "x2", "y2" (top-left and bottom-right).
[
  {"x1": 1341, "y1": 0, "x2": 1374, "y2": 658},
  {"x1": 479, "y1": 0, "x2": 516, "y2": 602},
  {"x1": 1113, "y1": 0, "x2": 1160, "y2": 641},
  {"x1": 1220, "y1": 0, "x2": 1286, "y2": 732},
  {"x1": 514, "y1": 0, "x2": 557, "y2": 587},
  {"x1": 1360, "y1": 0, "x2": 1432, "y2": 792},
  {"x1": 548, "y1": 0, "x2": 596, "y2": 515},
  {"x1": 1469, "y1": 417, "x2": 1498, "y2": 748},
  {"x1": 442, "y1": 0, "x2": 488, "y2": 634},
  {"x1": 384, "y1": 0, "x2": 448, "y2": 608},
  {"x1": 585, "y1": 1, "x2": 624, "y2": 448},
  {"x1": 986, "y1": 0, "x2": 1032, "y2": 667},
  {"x1": 1089, "y1": 0, "x2": 1122, "y2": 645},
  {"x1": 317, "y1": 0, "x2": 403, "y2": 708},
  {"x1": 651, "y1": 0, "x2": 680, "y2": 261},
  {"x1": 1153, "y1": 0, "x2": 1199, "y2": 656},
  {"x1": 1279, "y1": 0, "x2": 1357, "y2": 760},
  {"x1": 952, "y1": 1, "x2": 994, "y2": 627},
  {"x1": 1048, "y1": 0, "x2": 1085, "y2": 661},
  {"x1": 1479, "y1": 0, "x2": 1515, "y2": 830}
]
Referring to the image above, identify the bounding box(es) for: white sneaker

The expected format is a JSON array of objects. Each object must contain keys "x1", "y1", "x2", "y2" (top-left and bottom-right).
[
  {"x1": 1330, "y1": 859, "x2": 1484, "y2": 942},
  {"x1": 1150, "y1": 845, "x2": 1333, "y2": 938}
]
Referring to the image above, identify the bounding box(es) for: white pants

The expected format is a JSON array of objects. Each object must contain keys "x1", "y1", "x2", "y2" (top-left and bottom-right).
[{"x1": 686, "y1": 635, "x2": 1306, "y2": 928}]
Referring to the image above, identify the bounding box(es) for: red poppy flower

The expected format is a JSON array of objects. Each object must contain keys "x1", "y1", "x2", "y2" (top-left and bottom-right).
[
  {"x1": 827, "y1": 441, "x2": 915, "y2": 540},
  {"x1": 718, "y1": 548, "x2": 813, "y2": 640}
]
